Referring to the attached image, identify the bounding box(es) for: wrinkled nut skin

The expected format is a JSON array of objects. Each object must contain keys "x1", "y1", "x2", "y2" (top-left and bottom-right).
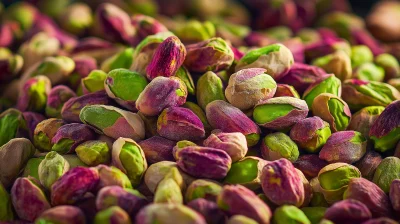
[
  {"x1": 302, "y1": 74, "x2": 342, "y2": 108},
  {"x1": 94, "y1": 206, "x2": 132, "y2": 224},
  {"x1": 177, "y1": 146, "x2": 232, "y2": 180},
  {"x1": 279, "y1": 63, "x2": 326, "y2": 94},
  {"x1": 38, "y1": 151, "x2": 70, "y2": 189},
  {"x1": 344, "y1": 178, "x2": 393, "y2": 218},
  {"x1": 323, "y1": 199, "x2": 372, "y2": 224},
  {"x1": 297, "y1": 170, "x2": 313, "y2": 208},
  {"x1": 369, "y1": 101, "x2": 400, "y2": 152},
  {"x1": 146, "y1": 36, "x2": 186, "y2": 80},
  {"x1": 293, "y1": 155, "x2": 328, "y2": 180},
  {"x1": 96, "y1": 186, "x2": 149, "y2": 218},
  {"x1": 206, "y1": 100, "x2": 260, "y2": 147},
  {"x1": 184, "y1": 37, "x2": 234, "y2": 73},
  {"x1": 290, "y1": 116, "x2": 331, "y2": 153},
  {"x1": 153, "y1": 166, "x2": 184, "y2": 204},
  {"x1": 236, "y1": 43, "x2": 294, "y2": 80},
  {"x1": 135, "y1": 203, "x2": 207, "y2": 224},
  {"x1": 185, "y1": 179, "x2": 223, "y2": 202},
  {"x1": 373, "y1": 157, "x2": 400, "y2": 193},
  {"x1": 312, "y1": 93, "x2": 352, "y2": 132},
  {"x1": 389, "y1": 179, "x2": 400, "y2": 213},
  {"x1": 312, "y1": 50, "x2": 352, "y2": 81},
  {"x1": 61, "y1": 91, "x2": 112, "y2": 123},
  {"x1": 225, "y1": 68, "x2": 277, "y2": 110},
  {"x1": 217, "y1": 185, "x2": 272, "y2": 224},
  {"x1": 187, "y1": 198, "x2": 227, "y2": 224},
  {"x1": 34, "y1": 205, "x2": 86, "y2": 224},
  {"x1": 348, "y1": 106, "x2": 385, "y2": 138},
  {"x1": 319, "y1": 131, "x2": 367, "y2": 164},
  {"x1": 260, "y1": 158, "x2": 305, "y2": 207},
  {"x1": 95, "y1": 165, "x2": 132, "y2": 190},
  {"x1": 0, "y1": 138, "x2": 36, "y2": 189},
  {"x1": 33, "y1": 118, "x2": 65, "y2": 152},
  {"x1": 253, "y1": 97, "x2": 309, "y2": 130},
  {"x1": 51, "y1": 167, "x2": 100, "y2": 206},
  {"x1": 17, "y1": 75, "x2": 52, "y2": 112},
  {"x1": 354, "y1": 150, "x2": 382, "y2": 180},
  {"x1": 131, "y1": 14, "x2": 168, "y2": 41},
  {"x1": 75, "y1": 140, "x2": 111, "y2": 166},
  {"x1": 274, "y1": 84, "x2": 300, "y2": 98},
  {"x1": 51, "y1": 123, "x2": 96, "y2": 154},
  {"x1": 261, "y1": 132, "x2": 299, "y2": 162},
  {"x1": 22, "y1": 111, "x2": 46, "y2": 141},
  {"x1": 157, "y1": 107, "x2": 205, "y2": 141},
  {"x1": 11, "y1": 177, "x2": 51, "y2": 222},
  {"x1": 196, "y1": 71, "x2": 226, "y2": 110},
  {"x1": 45, "y1": 85, "x2": 76, "y2": 118},
  {"x1": 203, "y1": 132, "x2": 248, "y2": 162},
  {"x1": 136, "y1": 76, "x2": 187, "y2": 116},
  {"x1": 138, "y1": 136, "x2": 176, "y2": 164},
  {"x1": 80, "y1": 105, "x2": 145, "y2": 141}
]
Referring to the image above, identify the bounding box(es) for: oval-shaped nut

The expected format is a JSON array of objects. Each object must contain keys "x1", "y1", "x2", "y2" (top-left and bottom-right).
[
  {"x1": 261, "y1": 158, "x2": 305, "y2": 207},
  {"x1": 312, "y1": 93, "x2": 352, "y2": 132},
  {"x1": 206, "y1": 100, "x2": 260, "y2": 147},
  {"x1": 348, "y1": 106, "x2": 385, "y2": 138},
  {"x1": 34, "y1": 205, "x2": 86, "y2": 224},
  {"x1": 51, "y1": 167, "x2": 100, "y2": 206},
  {"x1": 176, "y1": 67, "x2": 195, "y2": 95},
  {"x1": 253, "y1": 97, "x2": 309, "y2": 130},
  {"x1": 354, "y1": 150, "x2": 382, "y2": 180},
  {"x1": 227, "y1": 215, "x2": 258, "y2": 224},
  {"x1": 372, "y1": 157, "x2": 400, "y2": 193},
  {"x1": 138, "y1": 136, "x2": 175, "y2": 164},
  {"x1": 290, "y1": 116, "x2": 331, "y2": 153},
  {"x1": 344, "y1": 178, "x2": 393, "y2": 218},
  {"x1": 105, "y1": 68, "x2": 148, "y2": 111},
  {"x1": 217, "y1": 185, "x2": 272, "y2": 224},
  {"x1": 319, "y1": 131, "x2": 367, "y2": 164},
  {"x1": 375, "y1": 53, "x2": 400, "y2": 81},
  {"x1": 131, "y1": 14, "x2": 168, "y2": 41},
  {"x1": 312, "y1": 50, "x2": 352, "y2": 81},
  {"x1": 301, "y1": 207, "x2": 327, "y2": 224},
  {"x1": 203, "y1": 132, "x2": 248, "y2": 162},
  {"x1": 279, "y1": 63, "x2": 326, "y2": 94},
  {"x1": 112, "y1": 137, "x2": 147, "y2": 187},
  {"x1": 323, "y1": 199, "x2": 372, "y2": 224},
  {"x1": 225, "y1": 68, "x2": 277, "y2": 110},
  {"x1": 273, "y1": 205, "x2": 311, "y2": 224},
  {"x1": 351, "y1": 45, "x2": 373, "y2": 68},
  {"x1": 261, "y1": 132, "x2": 299, "y2": 162},
  {"x1": 294, "y1": 155, "x2": 328, "y2": 179},
  {"x1": 157, "y1": 107, "x2": 205, "y2": 141},
  {"x1": 45, "y1": 85, "x2": 76, "y2": 118},
  {"x1": 187, "y1": 198, "x2": 227, "y2": 224},
  {"x1": 96, "y1": 186, "x2": 148, "y2": 218},
  {"x1": 81, "y1": 69, "x2": 107, "y2": 94},
  {"x1": 51, "y1": 123, "x2": 96, "y2": 154},
  {"x1": 135, "y1": 203, "x2": 206, "y2": 224},
  {"x1": 236, "y1": 43, "x2": 294, "y2": 80},
  {"x1": 196, "y1": 71, "x2": 226, "y2": 110},
  {"x1": 353, "y1": 62, "x2": 385, "y2": 82},
  {"x1": 369, "y1": 101, "x2": 400, "y2": 152},
  {"x1": 224, "y1": 156, "x2": 268, "y2": 190},
  {"x1": 185, "y1": 179, "x2": 222, "y2": 202},
  {"x1": 95, "y1": 165, "x2": 132, "y2": 189},
  {"x1": 0, "y1": 109, "x2": 27, "y2": 147},
  {"x1": 17, "y1": 75, "x2": 52, "y2": 112},
  {"x1": 135, "y1": 76, "x2": 187, "y2": 116},
  {"x1": 75, "y1": 140, "x2": 110, "y2": 166},
  {"x1": 38, "y1": 151, "x2": 70, "y2": 189},
  {"x1": 389, "y1": 179, "x2": 400, "y2": 213},
  {"x1": 11, "y1": 177, "x2": 51, "y2": 222},
  {"x1": 0, "y1": 182, "x2": 13, "y2": 221},
  {"x1": 101, "y1": 48, "x2": 134, "y2": 73},
  {"x1": 94, "y1": 206, "x2": 132, "y2": 224},
  {"x1": 302, "y1": 74, "x2": 342, "y2": 108},
  {"x1": 154, "y1": 167, "x2": 184, "y2": 204},
  {"x1": 80, "y1": 105, "x2": 145, "y2": 141},
  {"x1": 33, "y1": 118, "x2": 65, "y2": 152}
]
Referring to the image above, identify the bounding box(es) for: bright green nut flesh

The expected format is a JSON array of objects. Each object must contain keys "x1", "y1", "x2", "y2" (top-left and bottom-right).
[
  {"x1": 301, "y1": 207, "x2": 327, "y2": 224},
  {"x1": 22, "y1": 157, "x2": 45, "y2": 180},
  {"x1": 185, "y1": 179, "x2": 222, "y2": 202},
  {"x1": 327, "y1": 98, "x2": 350, "y2": 131},
  {"x1": 253, "y1": 104, "x2": 295, "y2": 124},
  {"x1": 372, "y1": 157, "x2": 400, "y2": 193},
  {"x1": 106, "y1": 69, "x2": 148, "y2": 102},
  {"x1": 154, "y1": 167, "x2": 184, "y2": 204},
  {"x1": 94, "y1": 206, "x2": 131, "y2": 224},
  {"x1": 303, "y1": 75, "x2": 341, "y2": 108},
  {"x1": 38, "y1": 151, "x2": 70, "y2": 189},
  {"x1": 351, "y1": 45, "x2": 373, "y2": 68},
  {"x1": 319, "y1": 165, "x2": 361, "y2": 190},
  {"x1": 262, "y1": 132, "x2": 299, "y2": 162},
  {"x1": 51, "y1": 139, "x2": 74, "y2": 154},
  {"x1": 354, "y1": 62, "x2": 385, "y2": 82},
  {"x1": 311, "y1": 126, "x2": 332, "y2": 153},
  {"x1": 102, "y1": 48, "x2": 134, "y2": 72},
  {"x1": 176, "y1": 20, "x2": 216, "y2": 42},
  {"x1": 176, "y1": 67, "x2": 195, "y2": 95},
  {"x1": 76, "y1": 141, "x2": 111, "y2": 166},
  {"x1": 246, "y1": 133, "x2": 261, "y2": 148},
  {"x1": 239, "y1": 44, "x2": 281, "y2": 65},
  {"x1": 370, "y1": 127, "x2": 400, "y2": 152},
  {"x1": 223, "y1": 157, "x2": 264, "y2": 189},
  {"x1": 80, "y1": 105, "x2": 122, "y2": 130},
  {"x1": 0, "y1": 109, "x2": 25, "y2": 147},
  {"x1": 196, "y1": 71, "x2": 226, "y2": 110},
  {"x1": 81, "y1": 70, "x2": 107, "y2": 93},
  {"x1": 273, "y1": 205, "x2": 311, "y2": 224},
  {"x1": 0, "y1": 182, "x2": 13, "y2": 221}
]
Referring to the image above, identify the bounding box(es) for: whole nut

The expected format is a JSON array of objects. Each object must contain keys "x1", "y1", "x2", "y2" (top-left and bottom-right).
[
  {"x1": 261, "y1": 132, "x2": 299, "y2": 162},
  {"x1": 38, "y1": 151, "x2": 70, "y2": 189},
  {"x1": 203, "y1": 132, "x2": 248, "y2": 162},
  {"x1": 273, "y1": 205, "x2": 311, "y2": 224},
  {"x1": 323, "y1": 199, "x2": 372, "y2": 224},
  {"x1": 185, "y1": 179, "x2": 222, "y2": 202},
  {"x1": 372, "y1": 157, "x2": 400, "y2": 193},
  {"x1": 34, "y1": 205, "x2": 86, "y2": 224}
]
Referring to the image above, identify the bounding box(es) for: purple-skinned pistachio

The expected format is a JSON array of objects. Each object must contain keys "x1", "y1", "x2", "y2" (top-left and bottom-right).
[
  {"x1": 146, "y1": 36, "x2": 186, "y2": 80},
  {"x1": 206, "y1": 100, "x2": 260, "y2": 147},
  {"x1": 236, "y1": 44, "x2": 294, "y2": 80},
  {"x1": 33, "y1": 118, "x2": 65, "y2": 152},
  {"x1": 297, "y1": 169, "x2": 313, "y2": 207},
  {"x1": 131, "y1": 14, "x2": 168, "y2": 42},
  {"x1": 354, "y1": 150, "x2": 383, "y2": 180},
  {"x1": 348, "y1": 106, "x2": 385, "y2": 138},
  {"x1": 185, "y1": 179, "x2": 222, "y2": 202},
  {"x1": 244, "y1": 32, "x2": 274, "y2": 47},
  {"x1": 290, "y1": 116, "x2": 331, "y2": 153},
  {"x1": 38, "y1": 151, "x2": 70, "y2": 190},
  {"x1": 96, "y1": 186, "x2": 148, "y2": 218},
  {"x1": 173, "y1": 140, "x2": 198, "y2": 161},
  {"x1": 176, "y1": 146, "x2": 232, "y2": 180},
  {"x1": 217, "y1": 185, "x2": 272, "y2": 224},
  {"x1": 260, "y1": 158, "x2": 305, "y2": 207},
  {"x1": 80, "y1": 105, "x2": 145, "y2": 141},
  {"x1": 135, "y1": 203, "x2": 206, "y2": 224},
  {"x1": 94, "y1": 206, "x2": 132, "y2": 224},
  {"x1": 253, "y1": 97, "x2": 309, "y2": 131},
  {"x1": 61, "y1": 91, "x2": 112, "y2": 123},
  {"x1": 17, "y1": 75, "x2": 52, "y2": 112},
  {"x1": 362, "y1": 218, "x2": 399, "y2": 224},
  {"x1": 274, "y1": 84, "x2": 300, "y2": 98},
  {"x1": 51, "y1": 167, "x2": 100, "y2": 206},
  {"x1": 304, "y1": 36, "x2": 351, "y2": 62},
  {"x1": 344, "y1": 178, "x2": 393, "y2": 218},
  {"x1": 390, "y1": 179, "x2": 400, "y2": 213},
  {"x1": 369, "y1": 100, "x2": 400, "y2": 152},
  {"x1": 187, "y1": 198, "x2": 227, "y2": 224},
  {"x1": 319, "y1": 131, "x2": 367, "y2": 164},
  {"x1": 182, "y1": 102, "x2": 211, "y2": 132},
  {"x1": 203, "y1": 132, "x2": 247, "y2": 162},
  {"x1": 95, "y1": 165, "x2": 132, "y2": 190},
  {"x1": 137, "y1": 111, "x2": 158, "y2": 138},
  {"x1": 250, "y1": 0, "x2": 297, "y2": 30},
  {"x1": 51, "y1": 123, "x2": 96, "y2": 154},
  {"x1": 157, "y1": 107, "x2": 205, "y2": 141},
  {"x1": 94, "y1": 3, "x2": 136, "y2": 45},
  {"x1": 323, "y1": 199, "x2": 372, "y2": 224},
  {"x1": 225, "y1": 68, "x2": 277, "y2": 110},
  {"x1": 261, "y1": 132, "x2": 299, "y2": 162},
  {"x1": 282, "y1": 38, "x2": 305, "y2": 63},
  {"x1": 351, "y1": 29, "x2": 385, "y2": 57},
  {"x1": 342, "y1": 79, "x2": 400, "y2": 110},
  {"x1": 293, "y1": 155, "x2": 329, "y2": 180},
  {"x1": 0, "y1": 138, "x2": 36, "y2": 189},
  {"x1": 45, "y1": 85, "x2": 76, "y2": 118},
  {"x1": 71, "y1": 37, "x2": 122, "y2": 64},
  {"x1": 34, "y1": 205, "x2": 86, "y2": 224},
  {"x1": 105, "y1": 69, "x2": 148, "y2": 111},
  {"x1": 136, "y1": 76, "x2": 187, "y2": 116},
  {"x1": 279, "y1": 63, "x2": 327, "y2": 94},
  {"x1": 184, "y1": 37, "x2": 234, "y2": 73},
  {"x1": 58, "y1": 3, "x2": 92, "y2": 36},
  {"x1": 22, "y1": 112, "x2": 45, "y2": 141},
  {"x1": 11, "y1": 177, "x2": 51, "y2": 222},
  {"x1": 138, "y1": 136, "x2": 175, "y2": 164},
  {"x1": 0, "y1": 22, "x2": 15, "y2": 48},
  {"x1": 196, "y1": 71, "x2": 226, "y2": 110},
  {"x1": 0, "y1": 52, "x2": 23, "y2": 82}
]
